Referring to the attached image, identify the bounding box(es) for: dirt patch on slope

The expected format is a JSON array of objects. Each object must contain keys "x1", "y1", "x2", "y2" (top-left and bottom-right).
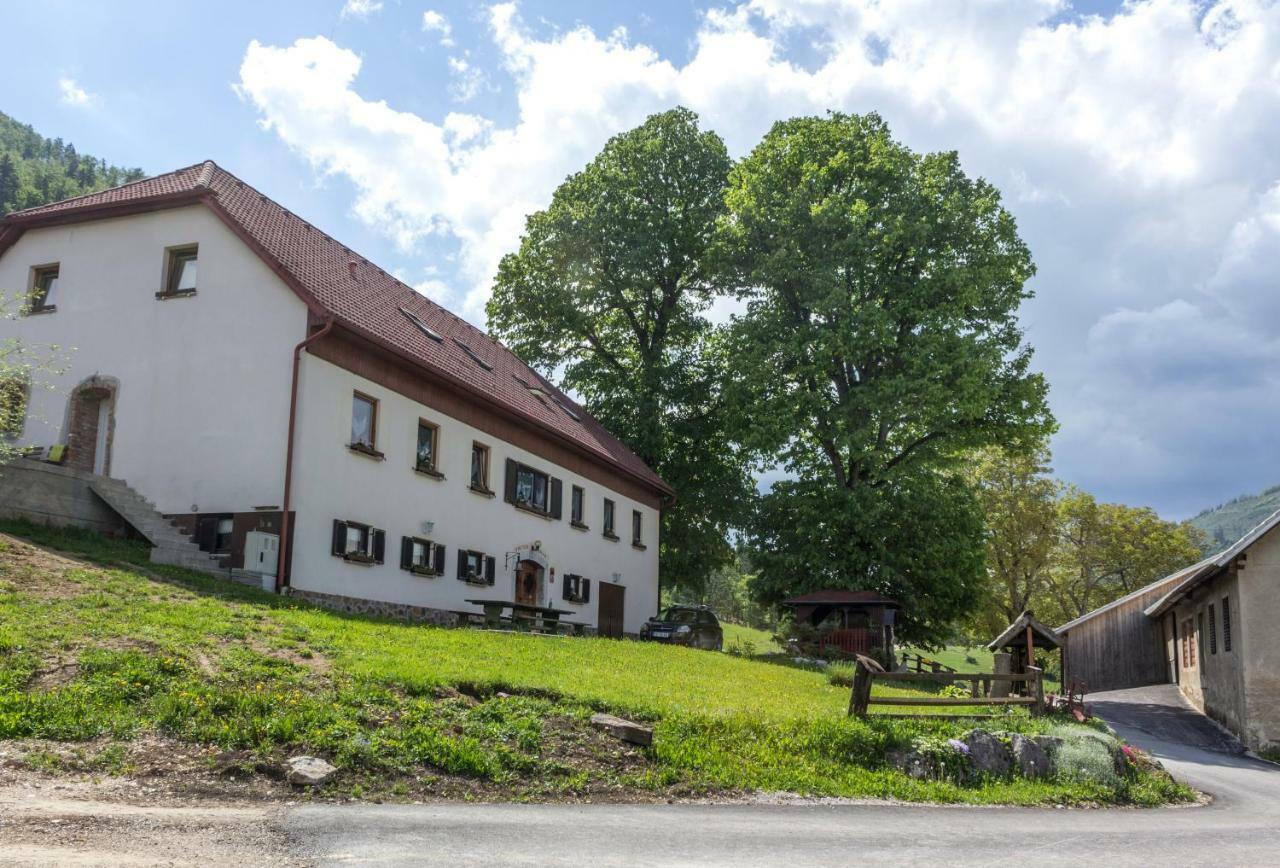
[{"x1": 0, "y1": 534, "x2": 101, "y2": 599}]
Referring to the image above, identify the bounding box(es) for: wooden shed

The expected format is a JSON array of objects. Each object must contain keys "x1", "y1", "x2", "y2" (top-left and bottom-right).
[
  {"x1": 988, "y1": 610, "x2": 1062, "y2": 672},
  {"x1": 781, "y1": 590, "x2": 900, "y2": 658},
  {"x1": 1057, "y1": 560, "x2": 1208, "y2": 693}
]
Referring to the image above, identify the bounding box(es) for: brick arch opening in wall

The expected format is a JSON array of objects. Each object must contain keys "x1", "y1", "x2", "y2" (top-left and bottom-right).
[{"x1": 64, "y1": 375, "x2": 120, "y2": 476}]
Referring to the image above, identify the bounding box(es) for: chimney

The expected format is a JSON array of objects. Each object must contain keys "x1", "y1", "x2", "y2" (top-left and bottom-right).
[{"x1": 348, "y1": 260, "x2": 358, "y2": 280}]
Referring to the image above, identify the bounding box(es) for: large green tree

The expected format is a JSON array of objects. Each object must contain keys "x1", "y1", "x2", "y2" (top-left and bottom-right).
[
  {"x1": 718, "y1": 112, "x2": 1053, "y2": 640},
  {"x1": 488, "y1": 108, "x2": 755, "y2": 591}
]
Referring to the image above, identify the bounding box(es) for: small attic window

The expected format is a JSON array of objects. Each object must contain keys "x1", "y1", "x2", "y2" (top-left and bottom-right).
[
  {"x1": 453, "y1": 338, "x2": 493, "y2": 371},
  {"x1": 399, "y1": 307, "x2": 443, "y2": 343}
]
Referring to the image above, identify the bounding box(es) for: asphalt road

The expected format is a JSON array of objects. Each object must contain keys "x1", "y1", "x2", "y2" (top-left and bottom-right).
[{"x1": 284, "y1": 685, "x2": 1280, "y2": 867}]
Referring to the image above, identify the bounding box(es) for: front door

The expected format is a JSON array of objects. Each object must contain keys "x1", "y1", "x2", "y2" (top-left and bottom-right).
[
  {"x1": 597, "y1": 581, "x2": 625, "y2": 639},
  {"x1": 515, "y1": 560, "x2": 541, "y2": 606}
]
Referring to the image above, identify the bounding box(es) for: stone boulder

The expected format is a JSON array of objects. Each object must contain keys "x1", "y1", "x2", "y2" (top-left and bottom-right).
[
  {"x1": 964, "y1": 730, "x2": 1012, "y2": 777},
  {"x1": 1011, "y1": 733, "x2": 1051, "y2": 778},
  {"x1": 285, "y1": 755, "x2": 338, "y2": 786},
  {"x1": 888, "y1": 748, "x2": 937, "y2": 780}
]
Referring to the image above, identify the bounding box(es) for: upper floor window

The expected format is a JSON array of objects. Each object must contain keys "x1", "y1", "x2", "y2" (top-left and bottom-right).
[
  {"x1": 503, "y1": 458, "x2": 563, "y2": 518},
  {"x1": 160, "y1": 245, "x2": 198, "y2": 298},
  {"x1": 570, "y1": 485, "x2": 585, "y2": 527},
  {"x1": 632, "y1": 510, "x2": 645, "y2": 549},
  {"x1": 415, "y1": 419, "x2": 442, "y2": 476},
  {"x1": 470, "y1": 442, "x2": 491, "y2": 492},
  {"x1": 28, "y1": 264, "x2": 59, "y2": 313},
  {"x1": 349, "y1": 391, "x2": 381, "y2": 457},
  {"x1": 603, "y1": 498, "x2": 617, "y2": 539}
]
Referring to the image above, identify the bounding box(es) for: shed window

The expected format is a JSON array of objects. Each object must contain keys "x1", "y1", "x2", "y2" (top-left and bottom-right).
[
  {"x1": 1222, "y1": 597, "x2": 1232, "y2": 652},
  {"x1": 1209, "y1": 603, "x2": 1217, "y2": 655},
  {"x1": 214, "y1": 518, "x2": 234, "y2": 554},
  {"x1": 30, "y1": 264, "x2": 59, "y2": 313},
  {"x1": 162, "y1": 245, "x2": 198, "y2": 296}
]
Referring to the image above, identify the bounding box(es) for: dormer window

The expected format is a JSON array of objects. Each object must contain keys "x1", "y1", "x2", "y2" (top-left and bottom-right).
[
  {"x1": 159, "y1": 245, "x2": 198, "y2": 298},
  {"x1": 28, "y1": 264, "x2": 59, "y2": 314},
  {"x1": 454, "y1": 338, "x2": 493, "y2": 371}
]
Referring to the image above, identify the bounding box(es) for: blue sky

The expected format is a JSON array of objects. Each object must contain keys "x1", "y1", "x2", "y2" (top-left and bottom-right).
[{"x1": 3, "y1": 0, "x2": 1279, "y2": 520}]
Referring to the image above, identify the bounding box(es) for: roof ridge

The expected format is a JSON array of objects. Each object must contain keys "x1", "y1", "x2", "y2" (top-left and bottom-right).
[
  {"x1": 195, "y1": 160, "x2": 217, "y2": 188},
  {"x1": 5, "y1": 160, "x2": 210, "y2": 217}
]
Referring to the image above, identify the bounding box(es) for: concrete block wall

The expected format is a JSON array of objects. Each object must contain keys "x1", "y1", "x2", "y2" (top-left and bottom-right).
[{"x1": 0, "y1": 458, "x2": 126, "y2": 534}]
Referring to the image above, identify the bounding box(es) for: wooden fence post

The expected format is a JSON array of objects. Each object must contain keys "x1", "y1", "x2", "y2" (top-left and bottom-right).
[
  {"x1": 848, "y1": 660, "x2": 872, "y2": 717},
  {"x1": 1028, "y1": 666, "x2": 1045, "y2": 716}
]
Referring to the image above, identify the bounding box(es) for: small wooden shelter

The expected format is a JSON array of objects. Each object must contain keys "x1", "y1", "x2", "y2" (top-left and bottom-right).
[
  {"x1": 781, "y1": 589, "x2": 901, "y2": 658},
  {"x1": 988, "y1": 610, "x2": 1062, "y2": 673}
]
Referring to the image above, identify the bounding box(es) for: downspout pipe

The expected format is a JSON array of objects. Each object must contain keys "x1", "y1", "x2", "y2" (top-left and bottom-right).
[{"x1": 277, "y1": 316, "x2": 335, "y2": 592}]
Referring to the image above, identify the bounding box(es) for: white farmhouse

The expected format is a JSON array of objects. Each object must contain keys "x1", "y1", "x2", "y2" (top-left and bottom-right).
[{"x1": 0, "y1": 162, "x2": 670, "y2": 636}]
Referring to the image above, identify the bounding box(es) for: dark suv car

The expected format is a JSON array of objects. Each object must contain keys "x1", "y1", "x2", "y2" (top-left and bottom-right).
[{"x1": 640, "y1": 605, "x2": 723, "y2": 651}]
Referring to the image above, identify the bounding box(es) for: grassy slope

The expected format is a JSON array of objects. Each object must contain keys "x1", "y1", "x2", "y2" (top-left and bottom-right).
[
  {"x1": 0, "y1": 521, "x2": 1189, "y2": 805},
  {"x1": 720, "y1": 622, "x2": 777, "y2": 652}
]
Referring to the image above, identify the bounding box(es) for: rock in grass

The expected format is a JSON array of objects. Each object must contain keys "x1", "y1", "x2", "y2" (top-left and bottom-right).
[
  {"x1": 286, "y1": 755, "x2": 338, "y2": 786},
  {"x1": 964, "y1": 730, "x2": 1012, "y2": 777},
  {"x1": 888, "y1": 748, "x2": 937, "y2": 780},
  {"x1": 1011, "y1": 733, "x2": 1051, "y2": 778},
  {"x1": 590, "y1": 713, "x2": 653, "y2": 747}
]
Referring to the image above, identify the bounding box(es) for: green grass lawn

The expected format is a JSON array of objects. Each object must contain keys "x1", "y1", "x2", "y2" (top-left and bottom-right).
[
  {"x1": 720, "y1": 621, "x2": 777, "y2": 653},
  {"x1": 0, "y1": 520, "x2": 1188, "y2": 806}
]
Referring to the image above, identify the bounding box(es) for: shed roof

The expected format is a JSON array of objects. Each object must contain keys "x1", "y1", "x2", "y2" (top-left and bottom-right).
[
  {"x1": 987, "y1": 610, "x2": 1063, "y2": 651},
  {"x1": 1056, "y1": 558, "x2": 1210, "y2": 633},
  {"x1": 1143, "y1": 508, "x2": 1280, "y2": 618},
  {"x1": 781, "y1": 590, "x2": 901, "y2": 608},
  {"x1": 0, "y1": 162, "x2": 672, "y2": 498}
]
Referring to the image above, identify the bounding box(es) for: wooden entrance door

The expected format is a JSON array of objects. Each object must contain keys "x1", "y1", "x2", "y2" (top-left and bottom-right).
[
  {"x1": 597, "y1": 581, "x2": 625, "y2": 639},
  {"x1": 515, "y1": 560, "x2": 541, "y2": 606}
]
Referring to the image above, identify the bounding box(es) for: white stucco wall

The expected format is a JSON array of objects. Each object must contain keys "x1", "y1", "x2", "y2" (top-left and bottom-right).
[
  {"x1": 289, "y1": 354, "x2": 661, "y2": 633},
  {"x1": 0, "y1": 205, "x2": 308, "y2": 513}
]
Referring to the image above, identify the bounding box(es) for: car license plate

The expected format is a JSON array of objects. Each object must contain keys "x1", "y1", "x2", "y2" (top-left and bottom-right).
[{"x1": 651, "y1": 631, "x2": 670, "y2": 638}]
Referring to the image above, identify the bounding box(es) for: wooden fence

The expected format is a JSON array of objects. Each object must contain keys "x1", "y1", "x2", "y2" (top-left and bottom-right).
[
  {"x1": 900, "y1": 652, "x2": 957, "y2": 674},
  {"x1": 848, "y1": 661, "x2": 1045, "y2": 718}
]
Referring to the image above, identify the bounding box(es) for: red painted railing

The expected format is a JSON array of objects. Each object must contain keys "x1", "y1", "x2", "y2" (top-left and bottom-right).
[{"x1": 820, "y1": 628, "x2": 873, "y2": 656}]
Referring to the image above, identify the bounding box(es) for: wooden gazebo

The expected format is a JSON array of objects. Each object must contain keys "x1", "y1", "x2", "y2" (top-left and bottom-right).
[{"x1": 781, "y1": 589, "x2": 901, "y2": 658}]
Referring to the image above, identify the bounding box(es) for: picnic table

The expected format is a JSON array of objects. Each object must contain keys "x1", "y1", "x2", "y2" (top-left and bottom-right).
[{"x1": 463, "y1": 599, "x2": 580, "y2": 634}]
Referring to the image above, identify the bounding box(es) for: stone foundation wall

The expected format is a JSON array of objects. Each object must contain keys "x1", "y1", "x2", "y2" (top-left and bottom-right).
[
  {"x1": 0, "y1": 458, "x2": 126, "y2": 535},
  {"x1": 287, "y1": 587, "x2": 460, "y2": 627}
]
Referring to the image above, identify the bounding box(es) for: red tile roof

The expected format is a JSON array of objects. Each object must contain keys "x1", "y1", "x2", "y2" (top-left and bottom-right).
[{"x1": 1, "y1": 161, "x2": 672, "y2": 497}]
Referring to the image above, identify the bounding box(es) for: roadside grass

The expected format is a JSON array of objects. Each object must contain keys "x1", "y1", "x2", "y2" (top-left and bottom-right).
[
  {"x1": 0, "y1": 520, "x2": 1191, "y2": 806},
  {"x1": 720, "y1": 622, "x2": 778, "y2": 654}
]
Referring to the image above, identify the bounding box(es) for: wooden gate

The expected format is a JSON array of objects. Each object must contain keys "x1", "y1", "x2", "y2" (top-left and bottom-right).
[{"x1": 597, "y1": 581, "x2": 625, "y2": 639}]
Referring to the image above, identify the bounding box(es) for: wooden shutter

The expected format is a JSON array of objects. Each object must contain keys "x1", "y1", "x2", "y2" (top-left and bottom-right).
[
  {"x1": 331, "y1": 520, "x2": 347, "y2": 556},
  {"x1": 550, "y1": 477, "x2": 563, "y2": 520},
  {"x1": 457, "y1": 550, "x2": 468, "y2": 580},
  {"x1": 484, "y1": 555, "x2": 496, "y2": 585},
  {"x1": 582, "y1": 578, "x2": 591, "y2": 603},
  {"x1": 372, "y1": 529, "x2": 386, "y2": 564},
  {"x1": 562, "y1": 574, "x2": 573, "y2": 601},
  {"x1": 504, "y1": 458, "x2": 518, "y2": 503},
  {"x1": 400, "y1": 537, "x2": 414, "y2": 570}
]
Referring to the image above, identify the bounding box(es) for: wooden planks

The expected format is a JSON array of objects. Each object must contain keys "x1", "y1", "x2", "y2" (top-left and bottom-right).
[{"x1": 850, "y1": 662, "x2": 1045, "y2": 717}]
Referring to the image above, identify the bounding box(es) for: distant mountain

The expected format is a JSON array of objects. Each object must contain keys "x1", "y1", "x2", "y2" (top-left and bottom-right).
[
  {"x1": 0, "y1": 110, "x2": 146, "y2": 216},
  {"x1": 1190, "y1": 484, "x2": 1280, "y2": 551}
]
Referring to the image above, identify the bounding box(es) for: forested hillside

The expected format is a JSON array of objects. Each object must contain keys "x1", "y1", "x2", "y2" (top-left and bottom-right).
[
  {"x1": 0, "y1": 110, "x2": 145, "y2": 215},
  {"x1": 1191, "y1": 484, "x2": 1280, "y2": 551}
]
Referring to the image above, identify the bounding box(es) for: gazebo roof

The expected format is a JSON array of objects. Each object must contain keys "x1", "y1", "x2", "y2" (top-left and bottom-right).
[
  {"x1": 987, "y1": 610, "x2": 1063, "y2": 651},
  {"x1": 781, "y1": 590, "x2": 901, "y2": 608}
]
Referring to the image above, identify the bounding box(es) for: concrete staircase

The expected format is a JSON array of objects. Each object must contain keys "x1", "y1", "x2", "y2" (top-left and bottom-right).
[{"x1": 88, "y1": 478, "x2": 229, "y2": 577}]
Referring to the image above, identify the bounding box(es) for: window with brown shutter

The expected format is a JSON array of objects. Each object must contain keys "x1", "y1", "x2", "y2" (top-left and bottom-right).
[
  {"x1": 332, "y1": 518, "x2": 383, "y2": 564},
  {"x1": 401, "y1": 536, "x2": 444, "y2": 576}
]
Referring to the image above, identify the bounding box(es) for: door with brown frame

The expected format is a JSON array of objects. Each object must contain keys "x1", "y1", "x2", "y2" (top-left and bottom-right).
[
  {"x1": 515, "y1": 560, "x2": 542, "y2": 607},
  {"x1": 597, "y1": 581, "x2": 625, "y2": 639}
]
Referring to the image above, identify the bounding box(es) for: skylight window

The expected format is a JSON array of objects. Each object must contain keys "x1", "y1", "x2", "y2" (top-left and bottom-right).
[
  {"x1": 399, "y1": 307, "x2": 443, "y2": 343},
  {"x1": 556, "y1": 401, "x2": 581, "y2": 421},
  {"x1": 453, "y1": 338, "x2": 493, "y2": 371}
]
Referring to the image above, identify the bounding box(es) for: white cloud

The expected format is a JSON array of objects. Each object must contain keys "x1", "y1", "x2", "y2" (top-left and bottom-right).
[
  {"x1": 340, "y1": 0, "x2": 382, "y2": 19},
  {"x1": 58, "y1": 77, "x2": 94, "y2": 107},
  {"x1": 237, "y1": 0, "x2": 1280, "y2": 515},
  {"x1": 422, "y1": 9, "x2": 455, "y2": 46},
  {"x1": 447, "y1": 56, "x2": 487, "y2": 101}
]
